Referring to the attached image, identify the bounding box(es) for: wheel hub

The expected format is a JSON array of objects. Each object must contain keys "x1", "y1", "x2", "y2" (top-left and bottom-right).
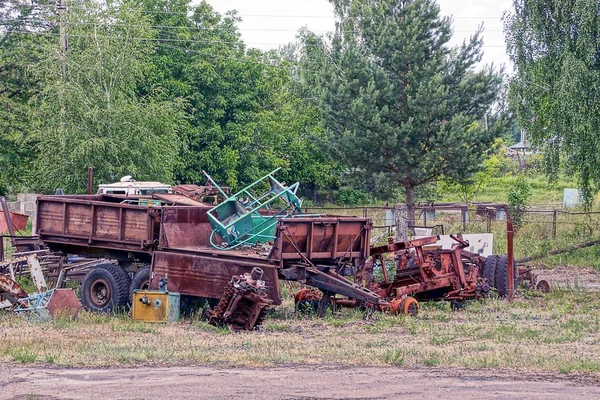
[{"x1": 90, "y1": 278, "x2": 111, "y2": 307}]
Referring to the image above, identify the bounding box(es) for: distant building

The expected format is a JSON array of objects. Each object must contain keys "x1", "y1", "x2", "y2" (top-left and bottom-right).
[
  {"x1": 508, "y1": 130, "x2": 536, "y2": 155},
  {"x1": 507, "y1": 130, "x2": 538, "y2": 169}
]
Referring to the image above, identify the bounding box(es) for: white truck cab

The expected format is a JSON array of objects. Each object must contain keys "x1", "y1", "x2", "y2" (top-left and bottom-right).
[{"x1": 97, "y1": 176, "x2": 171, "y2": 196}]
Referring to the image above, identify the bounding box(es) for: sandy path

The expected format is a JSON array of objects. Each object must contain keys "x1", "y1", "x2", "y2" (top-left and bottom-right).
[{"x1": 1, "y1": 365, "x2": 599, "y2": 400}]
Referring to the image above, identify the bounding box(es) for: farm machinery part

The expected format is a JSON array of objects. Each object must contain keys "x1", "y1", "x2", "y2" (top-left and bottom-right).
[
  {"x1": 207, "y1": 267, "x2": 273, "y2": 331},
  {"x1": 369, "y1": 235, "x2": 491, "y2": 303},
  {"x1": 0, "y1": 257, "x2": 81, "y2": 321}
]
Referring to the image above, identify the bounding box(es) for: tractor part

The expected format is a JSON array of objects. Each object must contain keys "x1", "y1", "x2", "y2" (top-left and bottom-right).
[
  {"x1": 205, "y1": 168, "x2": 302, "y2": 250},
  {"x1": 399, "y1": 297, "x2": 419, "y2": 316},
  {"x1": 482, "y1": 255, "x2": 499, "y2": 289},
  {"x1": 495, "y1": 255, "x2": 518, "y2": 298},
  {"x1": 389, "y1": 297, "x2": 404, "y2": 315},
  {"x1": 81, "y1": 263, "x2": 131, "y2": 312},
  {"x1": 294, "y1": 288, "x2": 322, "y2": 313},
  {"x1": 0, "y1": 274, "x2": 29, "y2": 305},
  {"x1": 207, "y1": 267, "x2": 273, "y2": 331},
  {"x1": 536, "y1": 279, "x2": 551, "y2": 293}
]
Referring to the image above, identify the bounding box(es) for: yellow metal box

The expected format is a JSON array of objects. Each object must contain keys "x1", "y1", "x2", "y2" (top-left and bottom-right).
[{"x1": 132, "y1": 290, "x2": 180, "y2": 322}]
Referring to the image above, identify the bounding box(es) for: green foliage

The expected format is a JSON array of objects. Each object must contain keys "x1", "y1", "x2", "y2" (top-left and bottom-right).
[
  {"x1": 0, "y1": 0, "x2": 333, "y2": 195},
  {"x1": 505, "y1": 0, "x2": 600, "y2": 207},
  {"x1": 302, "y1": 0, "x2": 505, "y2": 220},
  {"x1": 335, "y1": 187, "x2": 373, "y2": 206},
  {"x1": 31, "y1": 0, "x2": 184, "y2": 193},
  {"x1": 0, "y1": 2, "x2": 52, "y2": 194},
  {"x1": 507, "y1": 175, "x2": 531, "y2": 230},
  {"x1": 440, "y1": 138, "x2": 509, "y2": 203}
]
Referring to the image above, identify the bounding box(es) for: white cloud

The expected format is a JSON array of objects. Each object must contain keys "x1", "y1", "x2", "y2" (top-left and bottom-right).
[{"x1": 203, "y1": 0, "x2": 513, "y2": 70}]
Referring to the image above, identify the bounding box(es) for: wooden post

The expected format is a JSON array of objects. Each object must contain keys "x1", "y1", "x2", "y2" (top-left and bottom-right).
[
  {"x1": 87, "y1": 167, "x2": 94, "y2": 195},
  {"x1": 394, "y1": 204, "x2": 408, "y2": 242},
  {"x1": 507, "y1": 217, "x2": 515, "y2": 301},
  {"x1": 552, "y1": 210, "x2": 557, "y2": 240}
]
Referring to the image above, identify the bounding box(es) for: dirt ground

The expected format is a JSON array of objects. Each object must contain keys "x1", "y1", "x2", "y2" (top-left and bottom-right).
[
  {"x1": 1, "y1": 365, "x2": 599, "y2": 400},
  {"x1": 536, "y1": 265, "x2": 600, "y2": 290}
]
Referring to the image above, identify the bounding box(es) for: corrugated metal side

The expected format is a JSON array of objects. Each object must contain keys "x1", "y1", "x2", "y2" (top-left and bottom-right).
[{"x1": 276, "y1": 217, "x2": 370, "y2": 261}]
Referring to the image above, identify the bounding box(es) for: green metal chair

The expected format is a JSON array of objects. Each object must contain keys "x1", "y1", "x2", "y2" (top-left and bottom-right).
[{"x1": 204, "y1": 168, "x2": 302, "y2": 250}]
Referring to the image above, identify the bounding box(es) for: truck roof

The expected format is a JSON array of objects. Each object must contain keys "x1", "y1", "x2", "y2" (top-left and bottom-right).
[{"x1": 98, "y1": 182, "x2": 170, "y2": 189}]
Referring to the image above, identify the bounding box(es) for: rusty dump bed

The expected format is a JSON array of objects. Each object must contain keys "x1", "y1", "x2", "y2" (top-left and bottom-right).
[{"x1": 36, "y1": 195, "x2": 169, "y2": 257}]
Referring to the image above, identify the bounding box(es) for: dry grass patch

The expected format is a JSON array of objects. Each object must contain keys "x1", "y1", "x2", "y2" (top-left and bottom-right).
[{"x1": 0, "y1": 288, "x2": 599, "y2": 374}]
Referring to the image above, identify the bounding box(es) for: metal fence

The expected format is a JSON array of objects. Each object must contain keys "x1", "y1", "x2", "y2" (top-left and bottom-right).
[{"x1": 304, "y1": 204, "x2": 600, "y2": 261}]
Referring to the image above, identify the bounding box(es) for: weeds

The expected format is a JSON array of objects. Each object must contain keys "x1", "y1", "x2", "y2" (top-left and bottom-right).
[{"x1": 0, "y1": 289, "x2": 598, "y2": 373}]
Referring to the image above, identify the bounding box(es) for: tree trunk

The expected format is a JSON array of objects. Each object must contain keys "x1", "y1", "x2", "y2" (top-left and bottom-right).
[{"x1": 405, "y1": 183, "x2": 415, "y2": 234}]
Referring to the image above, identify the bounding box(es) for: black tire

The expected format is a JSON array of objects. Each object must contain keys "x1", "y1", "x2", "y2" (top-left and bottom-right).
[
  {"x1": 482, "y1": 255, "x2": 499, "y2": 288},
  {"x1": 81, "y1": 264, "x2": 131, "y2": 312},
  {"x1": 495, "y1": 255, "x2": 518, "y2": 298},
  {"x1": 129, "y1": 265, "x2": 151, "y2": 302}
]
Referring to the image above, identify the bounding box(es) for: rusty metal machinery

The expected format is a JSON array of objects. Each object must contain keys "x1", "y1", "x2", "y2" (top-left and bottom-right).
[{"x1": 207, "y1": 267, "x2": 273, "y2": 331}]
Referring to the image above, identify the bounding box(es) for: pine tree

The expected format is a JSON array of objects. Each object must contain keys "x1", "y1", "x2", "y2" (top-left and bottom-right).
[{"x1": 307, "y1": 0, "x2": 504, "y2": 225}]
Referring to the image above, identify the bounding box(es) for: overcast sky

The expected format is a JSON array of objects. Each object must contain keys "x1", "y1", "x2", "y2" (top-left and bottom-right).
[{"x1": 204, "y1": 0, "x2": 514, "y2": 71}]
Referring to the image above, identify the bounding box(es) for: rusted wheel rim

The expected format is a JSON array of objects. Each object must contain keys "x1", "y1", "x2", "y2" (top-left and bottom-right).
[
  {"x1": 90, "y1": 278, "x2": 111, "y2": 308},
  {"x1": 536, "y1": 280, "x2": 551, "y2": 293},
  {"x1": 405, "y1": 302, "x2": 418, "y2": 316},
  {"x1": 401, "y1": 298, "x2": 418, "y2": 316}
]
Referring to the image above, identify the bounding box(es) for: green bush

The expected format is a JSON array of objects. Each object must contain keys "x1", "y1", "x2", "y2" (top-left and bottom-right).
[{"x1": 335, "y1": 188, "x2": 374, "y2": 206}]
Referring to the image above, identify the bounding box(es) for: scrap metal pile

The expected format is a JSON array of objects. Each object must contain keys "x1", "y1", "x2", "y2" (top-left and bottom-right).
[
  {"x1": 0, "y1": 252, "x2": 81, "y2": 320},
  {"x1": 0, "y1": 169, "x2": 550, "y2": 331}
]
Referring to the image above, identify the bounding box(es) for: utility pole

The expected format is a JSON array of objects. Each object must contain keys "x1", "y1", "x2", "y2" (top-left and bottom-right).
[{"x1": 57, "y1": 0, "x2": 68, "y2": 72}]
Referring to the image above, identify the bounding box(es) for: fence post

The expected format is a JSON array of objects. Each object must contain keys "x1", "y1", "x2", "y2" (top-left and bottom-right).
[
  {"x1": 552, "y1": 210, "x2": 557, "y2": 240},
  {"x1": 394, "y1": 204, "x2": 408, "y2": 242}
]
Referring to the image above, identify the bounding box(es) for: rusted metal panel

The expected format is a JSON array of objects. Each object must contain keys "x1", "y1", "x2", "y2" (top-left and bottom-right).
[
  {"x1": 37, "y1": 196, "x2": 156, "y2": 254},
  {"x1": 0, "y1": 210, "x2": 29, "y2": 233},
  {"x1": 150, "y1": 250, "x2": 281, "y2": 305},
  {"x1": 274, "y1": 217, "x2": 371, "y2": 261},
  {"x1": 0, "y1": 275, "x2": 29, "y2": 302},
  {"x1": 159, "y1": 207, "x2": 213, "y2": 248},
  {"x1": 153, "y1": 194, "x2": 206, "y2": 206}
]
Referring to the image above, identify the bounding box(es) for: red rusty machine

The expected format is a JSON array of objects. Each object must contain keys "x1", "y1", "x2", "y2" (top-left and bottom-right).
[{"x1": 295, "y1": 234, "x2": 541, "y2": 316}]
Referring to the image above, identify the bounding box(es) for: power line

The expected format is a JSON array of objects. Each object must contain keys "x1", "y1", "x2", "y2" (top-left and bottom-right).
[
  {"x1": 22, "y1": 3, "x2": 506, "y2": 20},
  {"x1": 8, "y1": 30, "x2": 510, "y2": 49},
  {"x1": 0, "y1": 19, "x2": 506, "y2": 34}
]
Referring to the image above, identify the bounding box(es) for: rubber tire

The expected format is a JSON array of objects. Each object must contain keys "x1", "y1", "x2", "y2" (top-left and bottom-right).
[
  {"x1": 482, "y1": 255, "x2": 499, "y2": 289},
  {"x1": 495, "y1": 255, "x2": 518, "y2": 298},
  {"x1": 81, "y1": 264, "x2": 131, "y2": 312},
  {"x1": 129, "y1": 266, "x2": 151, "y2": 303}
]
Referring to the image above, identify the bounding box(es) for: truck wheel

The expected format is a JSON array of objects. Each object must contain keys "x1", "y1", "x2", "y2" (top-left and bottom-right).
[
  {"x1": 129, "y1": 266, "x2": 151, "y2": 302},
  {"x1": 495, "y1": 255, "x2": 518, "y2": 298},
  {"x1": 482, "y1": 255, "x2": 499, "y2": 289},
  {"x1": 81, "y1": 264, "x2": 131, "y2": 312}
]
